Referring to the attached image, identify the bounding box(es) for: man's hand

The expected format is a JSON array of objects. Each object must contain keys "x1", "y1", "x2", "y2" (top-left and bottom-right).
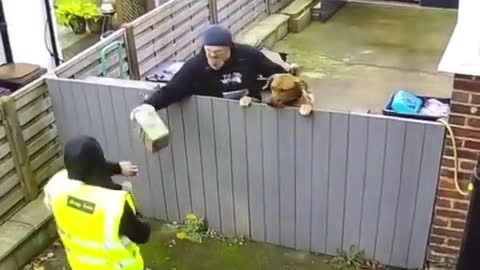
[
  {"x1": 130, "y1": 103, "x2": 156, "y2": 121},
  {"x1": 119, "y1": 161, "x2": 139, "y2": 177}
]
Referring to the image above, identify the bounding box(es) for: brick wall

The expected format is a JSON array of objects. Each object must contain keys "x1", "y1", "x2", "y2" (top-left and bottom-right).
[{"x1": 428, "y1": 74, "x2": 480, "y2": 268}]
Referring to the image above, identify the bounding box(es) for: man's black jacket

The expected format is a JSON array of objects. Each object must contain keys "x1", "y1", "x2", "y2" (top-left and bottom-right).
[{"x1": 144, "y1": 44, "x2": 288, "y2": 110}]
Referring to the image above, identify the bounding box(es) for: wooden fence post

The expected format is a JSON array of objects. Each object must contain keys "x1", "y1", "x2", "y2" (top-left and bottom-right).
[
  {"x1": 123, "y1": 24, "x2": 141, "y2": 80},
  {"x1": 208, "y1": 0, "x2": 218, "y2": 24},
  {"x1": 266, "y1": 0, "x2": 272, "y2": 15},
  {"x1": 0, "y1": 96, "x2": 39, "y2": 200}
]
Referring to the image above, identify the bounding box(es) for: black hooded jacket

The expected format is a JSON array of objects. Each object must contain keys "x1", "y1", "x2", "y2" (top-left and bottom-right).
[
  {"x1": 63, "y1": 136, "x2": 151, "y2": 244},
  {"x1": 144, "y1": 44, "x2": 287, "y2": 110}
]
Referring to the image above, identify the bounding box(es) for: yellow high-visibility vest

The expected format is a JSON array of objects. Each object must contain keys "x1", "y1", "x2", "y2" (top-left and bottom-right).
[{"x1": 45, "y1": 169, "x2": 144, "y2": 270}]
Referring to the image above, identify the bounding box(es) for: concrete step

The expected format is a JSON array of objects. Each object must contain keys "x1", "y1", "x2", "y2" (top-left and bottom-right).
[
  {"x1": 0, "y1": 194, "x2": 57, "y2": 270},
  {"x1": 235, "y1": 14, "x2": 290, "y2": 49},
  {"x1": 281, "y1": 0, "x2": 317, "y2": 32}
]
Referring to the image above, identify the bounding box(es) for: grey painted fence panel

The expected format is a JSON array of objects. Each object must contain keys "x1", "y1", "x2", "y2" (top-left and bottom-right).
[
  {"x1": 158, "y1": 108, "x2": 181, "y2": 222},
  {"x1": 181, "y1": 98, "x2": 206, "y2": 218},
  {"x1": 213, "y1": 99, "x2": 236, "y2": 235},
  {"x1": 197, "y1": 98, "x2": 221, "y2": 231},
  {"x1": 246, "y1": 105, "x2": 265, "y2": 241},
  {"x1": 295, "y1": 113, "x2": 313, "y2": 251},
  {"x1": 47, "y1": 78, "x2": 445, "y2": 269},
  {"x1": 229, "y1": 102, "x2": 250, "y2": 237},
  {"x1": 310, "y1": 112, "x2": 330, "y2": 253},
  {"x1": 326, "y1": 113, "x2": 348, "y2": 254},
  {"x1": 391, "y1": 122, "x2": 426, "y2": 267},
  {"x1": 167, "y1": 104, "x2": 193, "y2": 218},
  {"x1": 374, "y1": 120, "x2": 405, "y2": 263},
  {"x1": 360, "y1": 118, "x2": 387, "y2": 258},
  {"x1": 407, "y1": 124, "x2": 444, "y2": 268},
  {"x1": 343, "y1": 115, "x2": 368, "y2": 250},
  {"x1": 262, "y1": 108, "x2": 280, "y2": 245},
  {"x1": 278, "y1": 109, "x2": 296, "y2": 248}
]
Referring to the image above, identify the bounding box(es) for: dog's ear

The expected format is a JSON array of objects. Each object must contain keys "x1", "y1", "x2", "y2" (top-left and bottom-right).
[
  {"x1": 295, "y1": 77, "x2": 309, "y2": 93},
  {"x1": 262, "y1": 74, "x2": 276, "y2": 90}
]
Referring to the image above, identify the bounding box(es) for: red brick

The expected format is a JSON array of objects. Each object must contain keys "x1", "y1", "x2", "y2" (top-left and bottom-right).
[
  {"x1": 453, "y1": 201, "x2": 470, "y2": 211},
  {"x1": 450, "y1": 220, "x2": 466, "y2": 230},
  {"x1": 433, "y1": 217, "x2": 449, "y2": 227},
  {"x1": 454, "y1": 79, "x2": 480, "y2": 92},
  {"x1": 430, "y1": 235, "x2": 446, "y2": 245},
  {"x1": 452, "y1": 103, "x2": 480, "y2": 116},
  {"x1": 436, "y1": 198, "x2": 452, "y2": 208},
  {"x1": 436, "y1": 209, "x2": 467, "y2": 220},
  {"x1": 441, "y1": 168, "x2": 474, "y2": 181},
  {"x1": 460, "y1": 160, "x2": 476, "y2": 171},
  {"x1": 464, "y1": 140, "x2": 480, "y2": 149},
  {"x1": 452, "y1": 91, "x2": 471, "y2": 103},
  {"x1": 472, "y1": 94, "x2": 480, "y2": 104},
  {"x1": 448, "y1": 114, "x2": 467, "y2": 125},
  {"x1": 442, "y1": 157, "x2": 455, "y2": 168},
  {"x1": 439, "y1": 178, "x2": 471, "y2": 190},
  {"x1": 467, "y1": 117, "x2": 480, "y2": 128},
  {"x1": 444, "y1": 137, "x2": 463, "y2": 148},
  {"x1": 447, "y1": 238, "x2": 462, "y2": 247},
  {"x1": 431, "y1": 227, "x2": 465, "y2": 240},
  {"x1": 451, "y1": 126, "x2": 480, "y2": 139},
  {"x1": 430, "y1": 245, "x2": 460, "y2": 256},
  {"x1": 444, "y1": 147, "x2": 478, "y2": 160},
  {"x1": 438, "y1": 189, "x2": 471, "y2": 200}
]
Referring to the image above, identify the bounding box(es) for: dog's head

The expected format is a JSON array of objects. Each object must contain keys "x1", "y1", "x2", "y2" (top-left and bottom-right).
[{"x1": 263, "y1": 73, "x2": 309, "y2": 107}]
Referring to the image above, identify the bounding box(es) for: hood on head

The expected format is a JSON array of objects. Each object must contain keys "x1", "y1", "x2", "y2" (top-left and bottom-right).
[{"x1": 63, "y1": 136, "x2": 110, "y2": 186}]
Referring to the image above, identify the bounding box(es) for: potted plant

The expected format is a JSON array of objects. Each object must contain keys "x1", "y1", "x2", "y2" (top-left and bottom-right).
[
  {"x1": 55, "y1": 0, "x2": 101, "y2": 34},
  {"x1": 84, "y1": 2, "x2": 103, "y2": 33}
]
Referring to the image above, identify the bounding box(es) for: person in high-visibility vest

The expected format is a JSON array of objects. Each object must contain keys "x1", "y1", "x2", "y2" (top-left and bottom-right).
[{"x1": 43, "y1": 135, "x2": 151, "y2": 270}]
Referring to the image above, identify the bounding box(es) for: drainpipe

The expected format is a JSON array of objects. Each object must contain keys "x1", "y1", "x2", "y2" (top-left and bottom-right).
[
  {"x1": 0, "y1": 0, "x2": 13, "y2": 63},
  {"x1": 43, "y1": 0, "x2": 61, "y2": 66},
  {"x1": 456, "y1": 157, "x2": 480, "y2": 270}
]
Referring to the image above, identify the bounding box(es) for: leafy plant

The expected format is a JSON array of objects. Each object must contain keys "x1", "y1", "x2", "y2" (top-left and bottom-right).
[
  {"x1": 175, "y1": 213, "x2": 207, "y2": 243},
  {"x1": 325, "y1": 245, "x2": 367, "y2": 270},
  {"x1": 173, "y1": 213, "x2": 246, "y2": 245},
  {"x1": 55, "y1": 0, "x2": 101, "y2": 25}
]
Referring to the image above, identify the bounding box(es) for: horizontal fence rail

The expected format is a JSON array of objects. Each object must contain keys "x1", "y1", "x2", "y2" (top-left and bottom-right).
[
  {"x1": 217, "y1": 0, "x2": 268, "y2": 35},
  {"x1": 46, "y1": 77, "x2": 444, "y2": 269},
  {"x1": 125, "y1": 0, "x2": 211, "y2": 78},
  {"x1": 55, "y1": 29, "x2": 130, "y2": 79}
]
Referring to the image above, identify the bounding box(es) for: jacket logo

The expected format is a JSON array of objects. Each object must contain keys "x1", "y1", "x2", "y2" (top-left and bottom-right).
[
  {"x1": 220, "y1": 72, "x2": 242, "y2": 85},
  {"x1": 67, "y1": 196, "x2": 96, "y2": 214}
]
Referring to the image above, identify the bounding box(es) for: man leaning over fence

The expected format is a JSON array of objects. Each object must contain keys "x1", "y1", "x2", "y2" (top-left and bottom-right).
[
  {"x1": 131, "y1": 24, "x2": 295, "y2": 114},
  {"x1": 43, "y1": 135, "x2": 151, "y2": 270}
]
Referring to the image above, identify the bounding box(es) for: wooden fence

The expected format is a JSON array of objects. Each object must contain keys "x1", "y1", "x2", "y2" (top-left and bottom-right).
[
  {"x1": 217, "y1": 0, "x2": 268, "y2": 35},
  {"x1": 0, "y1": 77, "x2": 63, "y2": 225},
  {"x1": 123, "y1": 0, "x2": 294, "y2": 79},
  {"x1": 123, "y1": 0, "x2": 211, "y2": 79},
  {"x1": 54, "y1": 29, "x2": 131, "y2": 80},
  {"x1": 46, "y1": 77, "x2": 445, "y2": 270}
]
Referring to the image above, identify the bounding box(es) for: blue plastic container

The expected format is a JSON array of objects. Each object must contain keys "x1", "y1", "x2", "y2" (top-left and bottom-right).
[{"x1": 390, "y1": 90, "x2": 423, "y2": 114}]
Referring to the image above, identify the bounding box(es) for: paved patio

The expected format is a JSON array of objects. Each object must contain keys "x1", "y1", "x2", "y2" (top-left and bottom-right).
[{"x1": 274, "y1": 2, "x2": 457, "y2": 113}]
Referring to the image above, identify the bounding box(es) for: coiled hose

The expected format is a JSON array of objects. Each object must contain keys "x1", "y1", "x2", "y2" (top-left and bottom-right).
[{"x1": 437, "y1": 118, "x2": 474, "y2": 196}]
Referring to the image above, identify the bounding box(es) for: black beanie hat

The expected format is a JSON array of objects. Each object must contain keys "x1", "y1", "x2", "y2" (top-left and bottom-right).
[{"x1": 203, "y1": 24, "x2": 233, "y2": 47}]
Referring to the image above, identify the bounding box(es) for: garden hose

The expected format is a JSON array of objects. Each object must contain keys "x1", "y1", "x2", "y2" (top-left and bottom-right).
[{"x1": 437, "y1": 118, "x2": 474, "y2": 196}]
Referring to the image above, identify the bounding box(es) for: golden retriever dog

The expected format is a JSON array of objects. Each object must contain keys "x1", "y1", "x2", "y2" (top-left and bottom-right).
[{"x1": 261, "y1": 73, "x2": 314, "y2": 116}]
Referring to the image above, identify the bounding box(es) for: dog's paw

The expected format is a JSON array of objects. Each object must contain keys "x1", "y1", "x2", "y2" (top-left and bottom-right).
[
  {"x1": 239, "y1": 96, "x2": 253, "y2": 107},
  {"x1": 299, "y1": 104, "x2": 313, "y2": 116}
]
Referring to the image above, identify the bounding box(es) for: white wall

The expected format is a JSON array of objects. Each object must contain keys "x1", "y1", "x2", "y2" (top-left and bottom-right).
[{"x1": 2, "y1": 0, "x2": 62, "y2": 69}]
